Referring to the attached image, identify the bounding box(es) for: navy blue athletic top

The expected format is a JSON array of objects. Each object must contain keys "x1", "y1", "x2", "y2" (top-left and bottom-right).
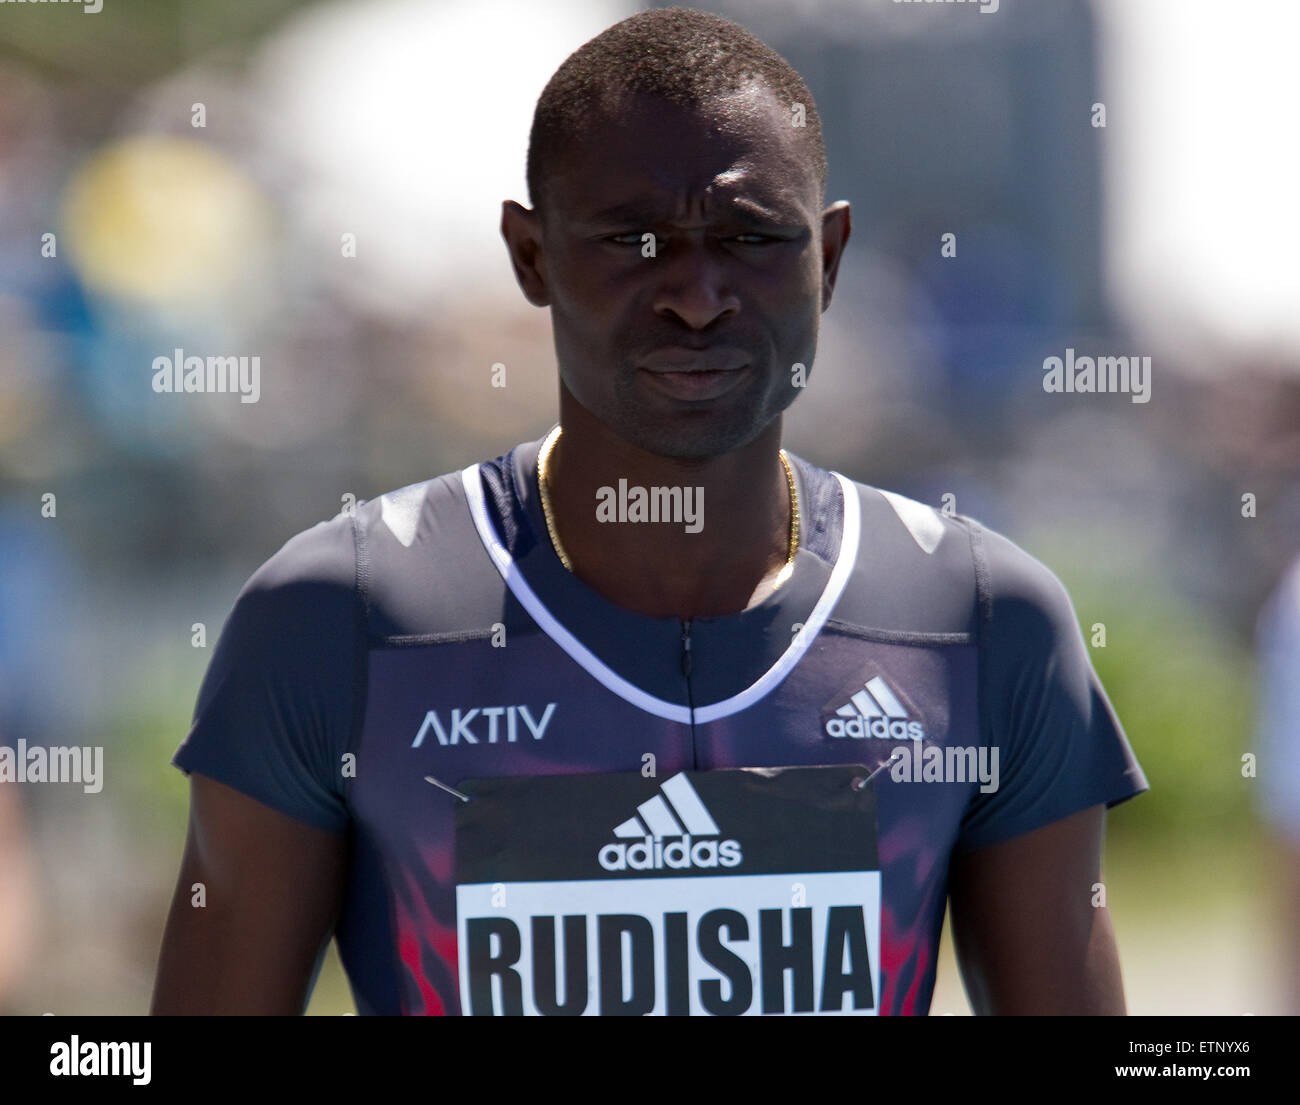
[{"x1": 171, "y1": 436, "x2": 1147, "y2": 1015}]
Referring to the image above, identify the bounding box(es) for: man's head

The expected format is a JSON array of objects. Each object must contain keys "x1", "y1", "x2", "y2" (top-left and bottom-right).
[{"x1": 503, "y1": 7, "x2": 850, "y2": 460}]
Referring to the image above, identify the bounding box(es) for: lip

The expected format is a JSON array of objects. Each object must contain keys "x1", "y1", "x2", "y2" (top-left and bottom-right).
[
  {"x1": 638, "y1": 363, "x2": 750, "y2": 401},
  {"x1": 639, "y1": 346, "x2": 749, "y2": 373}
]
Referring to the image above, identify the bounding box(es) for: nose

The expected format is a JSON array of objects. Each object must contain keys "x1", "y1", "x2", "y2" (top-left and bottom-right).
[{"x1": 650, "y1": 237, "x2": 741, "y2": 331}]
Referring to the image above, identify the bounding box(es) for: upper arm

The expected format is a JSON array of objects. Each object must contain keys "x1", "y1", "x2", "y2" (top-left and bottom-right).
[
  {"x1": 957, "y1": 526, "x2": 1147, "y2": 855},
  {"x1": 151, "y1": 772, "x2": 348, "y2": 1015},
  {"x1": 948, "y1": 803, "x2": 1125, "y2": 1015},
  {"x1": 155, "y1": 515, "x2": 360, "y2": 1013},
  {"x1": 942, "y1": 524, "x2": 1145, "y2": 1013}
]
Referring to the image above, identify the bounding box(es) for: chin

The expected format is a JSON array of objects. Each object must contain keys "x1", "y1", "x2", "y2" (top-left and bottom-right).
[{"x1": 618, "y1": 414, "x2": 770, "y2": 461}]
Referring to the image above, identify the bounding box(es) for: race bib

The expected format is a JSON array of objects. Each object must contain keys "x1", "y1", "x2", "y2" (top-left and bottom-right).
[{"x1": 454, "y1": 765, "x2": 880, "y2": 1016}]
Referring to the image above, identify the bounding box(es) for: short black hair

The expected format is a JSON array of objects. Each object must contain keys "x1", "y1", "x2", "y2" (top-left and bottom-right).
[{"x1": 526, "y1": 7, "x2": 827, "y2": 216}]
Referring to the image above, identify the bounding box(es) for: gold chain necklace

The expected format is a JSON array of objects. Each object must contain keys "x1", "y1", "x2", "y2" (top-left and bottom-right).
[{"x1": 535, "y1": 425, "x2": 799, "y2": 583}]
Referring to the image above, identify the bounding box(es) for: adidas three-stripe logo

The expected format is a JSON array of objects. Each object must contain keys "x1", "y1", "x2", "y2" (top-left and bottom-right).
[
  {"x1": 612, "y1": 773, "x2": 718, "y2": 839},
  {"x1": 825, "y1": 675, "x2": 926, "y2": 741},
  {"x1": 598, "y1": 773, "x2": 743, "y2": 871}
]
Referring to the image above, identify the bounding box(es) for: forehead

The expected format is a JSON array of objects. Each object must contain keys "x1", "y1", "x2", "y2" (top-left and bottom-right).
[{"x1": 547, "y1": 86, "x2": 818, "y2": 223}]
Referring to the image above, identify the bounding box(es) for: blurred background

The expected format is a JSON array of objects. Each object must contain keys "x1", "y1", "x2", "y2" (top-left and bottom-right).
[{"x1": 1, "y1": 0, "x2": 1297, "y2": 1015}]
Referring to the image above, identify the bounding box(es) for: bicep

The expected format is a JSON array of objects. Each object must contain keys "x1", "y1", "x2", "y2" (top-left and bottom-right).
[
  {"x1": 151, "y1": 772, "x2": 348, "y2": 1015},
  {"x1": 947, "y1": 804, "x2": 1126, "y2": 1015}
]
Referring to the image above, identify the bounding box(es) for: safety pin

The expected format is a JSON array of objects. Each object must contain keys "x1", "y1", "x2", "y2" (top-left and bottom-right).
[
  {"x1": 424, "y1": 775, "x2": 471, "y2": 802},
  {"x1": 851, "y1": 748, "x2": 907, "y2": 791}
]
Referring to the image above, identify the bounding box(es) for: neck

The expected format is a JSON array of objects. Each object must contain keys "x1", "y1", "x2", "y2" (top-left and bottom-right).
[{"x1": 541, "y1": 387, "x2": 794, "y2": 619}]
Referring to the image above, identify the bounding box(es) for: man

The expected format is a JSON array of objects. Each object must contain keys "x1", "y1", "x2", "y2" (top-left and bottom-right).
[{"x1": 152, "y1": 7, "x2": 1146, "y2": 1016}]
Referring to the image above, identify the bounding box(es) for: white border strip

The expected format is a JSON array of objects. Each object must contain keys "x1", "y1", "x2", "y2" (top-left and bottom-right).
[
  {"x1": 459, "y1": 465, "x2": 860, "y2": 726},
  {"x1": 461, "y1": 464, "x2": 689, "y2": 722},
  {"x1": 695, "y1": 472, "x2": 859, "y2": 722}
]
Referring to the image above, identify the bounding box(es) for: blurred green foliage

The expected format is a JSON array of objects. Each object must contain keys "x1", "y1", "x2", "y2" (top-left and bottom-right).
[
  {"x1": 1050, "y1": 567, "x2": 1256, "y2": 847},
  {"x1": 107, "y1": 639, "x2": 207, "y2": 842}
]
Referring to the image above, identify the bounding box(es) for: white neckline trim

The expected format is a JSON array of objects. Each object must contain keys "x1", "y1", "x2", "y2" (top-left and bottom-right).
[
  {"x1": 459, "y1": 461, "x2": 860, "y2": 725},
  {"x1": 694, "y1": 472, "x2": 859, "y2": 722}
]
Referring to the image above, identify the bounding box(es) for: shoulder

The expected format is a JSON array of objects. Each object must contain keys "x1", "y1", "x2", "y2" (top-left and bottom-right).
[
  {"x1": 243, "y1": 462, "x2": 480, "y2": 601},
  {"x1": 340, "y1": 452, "x2": 521, "y2": 639},
  {"x1": 247, "y1": 509, "x2": 358, "y2": 593},
  {"x1": 839, "y1": 468, "x2": 1078, "y2": 616},
  {"x1": 968, "y1": 520, "x2": 1086, "y2": 646},
  {"x1": 809, "y1": 466, "x2": 982, "y2": 634},
  {"x1": 230, "y1": 506, "x2": 360, "y2": 630},
  {"x1": 226, "y1": 446, "x2": 517, "y2": 646},
  {"x1": 820, "y1": 467, "x2": 976, "y2": 568},
  {"x1": 351, "y1": 470, "x2": 469, "y2": 554},
  {"x1": 810, "y1": 463, "x2": 1082, "y2": 641},
  {"x1": 202, "y1": 509, "x2": 362, "y2": 675}
]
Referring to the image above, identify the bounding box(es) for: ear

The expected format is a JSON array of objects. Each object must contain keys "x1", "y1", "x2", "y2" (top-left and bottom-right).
[
  {"x1": 501, "y1": 200, "x2": 551, "y2": 308},
  {"x1": 819, "y1": 200, "x2": 852, "y2": 311}
]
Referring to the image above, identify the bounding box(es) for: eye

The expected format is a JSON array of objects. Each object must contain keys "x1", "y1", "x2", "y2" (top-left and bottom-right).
[{"x1": 603, "y1": 231, "x2": 780, "y2": 248}]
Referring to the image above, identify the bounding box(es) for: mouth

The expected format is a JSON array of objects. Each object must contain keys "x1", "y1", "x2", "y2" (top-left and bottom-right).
[
  {"x1": 637, "y1": 363, "x2": 750, "y2": 401},
  {"x1": 637, "y1": 345, "x2": 751, "y2": 401}
]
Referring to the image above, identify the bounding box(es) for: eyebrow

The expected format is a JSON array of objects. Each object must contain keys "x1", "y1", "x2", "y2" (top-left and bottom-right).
[{"x1": 580, "y1": 194, "x2": 799, "y2": 227}]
